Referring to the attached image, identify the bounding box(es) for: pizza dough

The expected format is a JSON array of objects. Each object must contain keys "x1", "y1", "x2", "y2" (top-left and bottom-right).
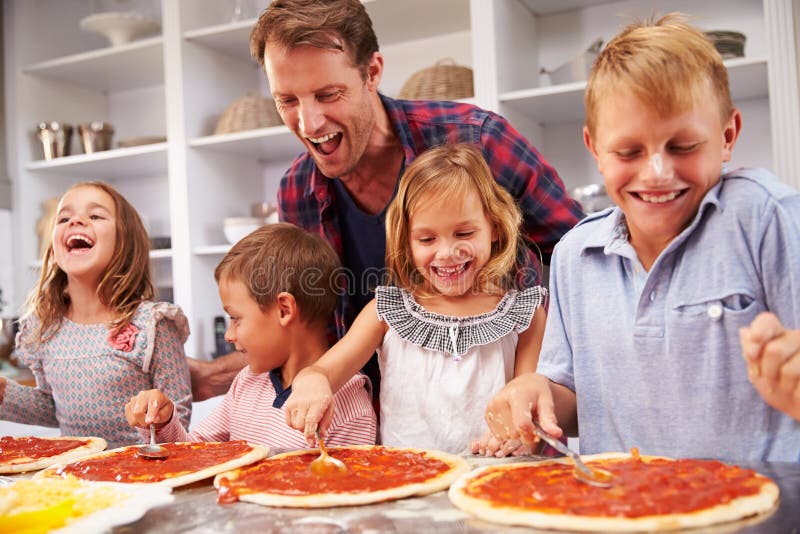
[
  {"x1": 448, "y1": 452, "x2": 780, "y2": 531},
  {"x1": 214, "y1": 445, "x2": 470, "y2": 508},
  {"x1": 35, "y1": 440, "x2": 269, "y2": 488},
  {"x1": 0, "y1": 436, "x2": 107, "y2": 474}
]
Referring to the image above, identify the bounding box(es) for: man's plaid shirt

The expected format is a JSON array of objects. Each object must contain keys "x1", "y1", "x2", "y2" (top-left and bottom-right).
[{"x1": 278, "y1": 94, "x2": 584, "y2": 338}]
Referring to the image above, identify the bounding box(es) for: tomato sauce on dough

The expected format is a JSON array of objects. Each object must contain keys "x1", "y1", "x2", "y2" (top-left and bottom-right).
[
  {"x1": 55, "y1": 440, "x2": 253, "y2": 483},
  {"x1": 465, "y1": 457, "x2": 766, "y2": 517},
  {"x1": 217, "y1": 446, "x2": 449, "y2": 503},
  {"x1": 1, "y1": 437, "x2": 89, "y2": 461}
]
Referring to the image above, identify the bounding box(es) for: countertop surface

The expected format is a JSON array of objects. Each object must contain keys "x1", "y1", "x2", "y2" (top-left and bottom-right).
[{"x1": 105, "y1": 456, "x2": 800, "y2": 534}]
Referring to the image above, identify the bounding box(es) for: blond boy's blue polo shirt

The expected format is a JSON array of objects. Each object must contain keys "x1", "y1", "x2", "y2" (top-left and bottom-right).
[{"x1": 537, "y1": 168, "x2": 800, "y2": 462}]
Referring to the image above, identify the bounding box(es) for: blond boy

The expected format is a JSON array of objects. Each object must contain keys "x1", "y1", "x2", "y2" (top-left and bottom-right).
[{"x1": 485, "y1": 14, "x2": 800, "y2": 461}]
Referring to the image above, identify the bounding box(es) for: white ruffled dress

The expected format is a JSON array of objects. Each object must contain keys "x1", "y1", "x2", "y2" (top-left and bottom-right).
[{"x1": 374, "y1": 285, "x2": 546, "y2": 453}]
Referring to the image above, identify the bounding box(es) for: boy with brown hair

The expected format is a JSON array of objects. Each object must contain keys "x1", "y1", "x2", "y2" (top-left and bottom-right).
[
  {"x1": 126, "y1": 223, "x2": 376, "y2": 448},
  {"x1": 484, "y1": 13, "x2": 800, "y2": 461}
]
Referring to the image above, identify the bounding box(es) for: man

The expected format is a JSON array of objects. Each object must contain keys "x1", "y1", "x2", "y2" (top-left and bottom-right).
[{"x1": 189, "y1": 0, "x2": 583, "y2": 401}]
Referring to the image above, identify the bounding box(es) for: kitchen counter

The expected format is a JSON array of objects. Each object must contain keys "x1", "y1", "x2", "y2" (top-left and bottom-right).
[{"x1": 111, "y1": 457, "x2": 800, "y2": 533}]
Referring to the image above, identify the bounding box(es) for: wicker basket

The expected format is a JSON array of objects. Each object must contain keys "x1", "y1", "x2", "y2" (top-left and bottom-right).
[
  {"x1": 398, "y1": 59, "x2": 474, "y2": 101},
  {"x1": 214, "y1": 92, "x2": 283, "y2": 135},
  {"x1": 704, "y1": 31, "x2": 746, "y2": 59}
]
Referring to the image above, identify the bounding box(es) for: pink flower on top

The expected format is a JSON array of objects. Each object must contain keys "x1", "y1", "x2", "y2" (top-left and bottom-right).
[{"x1": 109, "y1": 323, "x2": 139, "y2": 352}]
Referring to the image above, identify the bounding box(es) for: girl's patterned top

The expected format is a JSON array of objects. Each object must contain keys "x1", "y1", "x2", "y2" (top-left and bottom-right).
[
  {"x1": 374, "y1": 286, "x2": 546, "y2": 454},
  {"x1": 1, "y1": 302, "x2": 192, "y2": 449}
]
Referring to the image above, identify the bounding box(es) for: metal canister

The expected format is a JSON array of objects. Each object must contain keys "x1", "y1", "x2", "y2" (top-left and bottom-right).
[
  {"x1": 78, "y1": 122, "x2": 115, "y2": 154},
  {"x1": 36, "y1": 122, "x2": 73, "y2": 160}
]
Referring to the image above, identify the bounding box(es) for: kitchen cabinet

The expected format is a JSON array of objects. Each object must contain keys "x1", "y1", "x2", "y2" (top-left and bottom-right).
[{"x1": 3, "y1": 0, "x2": 798, "y2": 359}]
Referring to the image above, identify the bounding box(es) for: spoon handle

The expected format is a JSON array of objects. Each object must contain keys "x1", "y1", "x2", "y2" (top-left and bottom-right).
[
  {"x1": 532, "y1": 420, "x2": 570, "y2": 456},
  {"x1": 532, "y1": 420, "x2": 590, "y2": 473}
]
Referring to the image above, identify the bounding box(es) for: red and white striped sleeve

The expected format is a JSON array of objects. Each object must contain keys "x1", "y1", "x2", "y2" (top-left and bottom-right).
[
  {"x1": 325, "y1": 374, "x2": 377, "y2": 446},
  {"x1": 153, "y1": 370, "x2": 246, "y2": 444}
]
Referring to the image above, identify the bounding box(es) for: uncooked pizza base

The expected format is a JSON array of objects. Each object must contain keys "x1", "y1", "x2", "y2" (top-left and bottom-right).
[
  {"x1": 35, "y1": 441, "x2": 269, "y2": 488},
  {"x1": 0, "y1": 436, "x2": 108, "y2": 474},
  {"x1": 214, "y1": 445, "x2": 470, "y2": 508},
  {"x1": 448, "y1": 452, "x2": 779, "y2": 532}
]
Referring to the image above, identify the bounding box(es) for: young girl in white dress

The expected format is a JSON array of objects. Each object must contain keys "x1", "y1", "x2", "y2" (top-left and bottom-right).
[
  {"x1": 285, "y1": 144, "x2": 547, "y2": 453},
  {"x1": 0, "y1": 181, "x2": 191, "y2": 448}
]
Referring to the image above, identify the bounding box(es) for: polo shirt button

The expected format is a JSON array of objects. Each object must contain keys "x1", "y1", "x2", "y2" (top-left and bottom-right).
[
  {"x1": 649, "y1": 291, "x2": 656, "y2": 301},
  {"x1": 707, "y1": 304, "x2": 723, "y2": 321}
]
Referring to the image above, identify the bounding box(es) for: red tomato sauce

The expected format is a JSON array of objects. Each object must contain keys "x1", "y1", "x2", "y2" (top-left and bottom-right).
[
  {"x1": 0, "y1": 436, "x2": 89, "y2": 461},
  {"x1": 465, "y1": 458, "x2": 767, "y2": 518},
  {"x1": 217, "y1": 447, "x2": 449, "y2": 503},
  {"x1": 55, "y1": 440, "x2": 253, "y2": 483}
]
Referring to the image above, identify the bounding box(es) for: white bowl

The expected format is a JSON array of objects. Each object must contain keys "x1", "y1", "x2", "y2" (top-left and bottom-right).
[
  {"x1": 223, "y1": 218, "x2": 262, "y2": 244},
  {"x1": 80, "y1": 12, "x2": 160, "y2": 47}
]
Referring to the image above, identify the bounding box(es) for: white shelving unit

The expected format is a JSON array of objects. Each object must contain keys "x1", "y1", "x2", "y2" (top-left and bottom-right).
[
  {"x1": 4, "y1": 0, "x2": 798, "y2": 359},
  {"x1": 22, "y1": 37, "x2": 164, "y2": 91},
  {"x1": 25, "y1": 142, "x2": 168, "y2": 178}
]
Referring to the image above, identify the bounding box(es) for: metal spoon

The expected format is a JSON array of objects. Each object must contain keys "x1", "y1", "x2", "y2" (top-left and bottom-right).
[
  {"x1": 532, "y1": 420, "x2": 613, "y2": 488},
  {"x1": 309, "y1": 429, "x2": 347, "y2": 475},
  {"x1": 137, "y1": 424, "x2": 169, "y2": 460}
]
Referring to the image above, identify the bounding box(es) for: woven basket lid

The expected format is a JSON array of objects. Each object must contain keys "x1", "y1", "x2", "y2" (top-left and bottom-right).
[
  {"x1": 398, "y1": 59, "x2": 474, "y2": 101},
  {"x1": 214, "y1": 92, "x2": 283, "y2": 135}
]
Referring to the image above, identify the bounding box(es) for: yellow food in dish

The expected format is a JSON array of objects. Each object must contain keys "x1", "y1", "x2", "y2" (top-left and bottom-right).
[{"x1": 0, "y1": 478, "x2": 129, "y2": 533}]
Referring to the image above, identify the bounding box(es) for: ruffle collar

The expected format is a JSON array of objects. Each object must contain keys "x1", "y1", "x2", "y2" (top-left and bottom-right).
[{"x1": 375, "y1": 286, "x2": 546, "y2": 360}]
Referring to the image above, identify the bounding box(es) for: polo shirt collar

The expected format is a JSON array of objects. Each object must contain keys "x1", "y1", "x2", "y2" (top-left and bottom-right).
[
  {"x1": 580, "y1": 179, "x2": 724, "y2": 257},
  {"x1": 580, "y1": 207, "x2": 628, "y2": 254}
]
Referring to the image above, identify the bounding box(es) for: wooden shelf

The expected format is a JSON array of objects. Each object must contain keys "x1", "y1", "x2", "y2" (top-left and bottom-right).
[
  {"x1": 500, "y1": 82, "x2": 587, "y2": 124},
  {"x1": 26, "y1": 143, "x2": 168, "y2": 178},
  {"x1": 194, "y1": 244, "x2": 231, "y2": 256},
  {"x1": 183, "y1": 0, "x2": 471, "y2": 63},
  {"x1": 500, "y1": 57, "x2": 769, "y2": 125},
  {"x1": 23, "y1": 38, "x2": 164, "y2": 92},
  {"x1": 184, "y1": 19, "x2": 256, "y2": 60},
  {"x1": 149, "y1": 248, "x2": 173, "y2": 260},
  {"x1": 520, "y1": 0, "x2": 612, "y2": 16},
  {"x1": 189, "y1": 127, "x2": 302, "y2": 159},
  {"x1": 366, "y1": 0, "x2": 470, "y2": 46}
]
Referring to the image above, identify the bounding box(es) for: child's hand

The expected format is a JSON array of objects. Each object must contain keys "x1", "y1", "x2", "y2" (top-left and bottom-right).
[
  {"x1": 740, "y1": 312, "x2": 800, "y2": 421},
  {"x1": 125, "y1": 389, "x2": 174, "y2": 428},
  {"x1": 484, "y1": 373, "x2": 562, "y2": 445},
  {"x1": 471, "y1": 431, "x2": 536, "y2": 458},
  {"x1": 284, "y1": 368, "x2": 335, "y2": 446}
]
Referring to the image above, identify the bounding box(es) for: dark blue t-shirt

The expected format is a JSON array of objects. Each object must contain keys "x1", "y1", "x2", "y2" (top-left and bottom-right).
[
  {"x1": 332, "y1": 178, "x2": 397, "y2": 397},
  {"x1": 331, "y1": 178, "x2": 389, "y2": 315}
]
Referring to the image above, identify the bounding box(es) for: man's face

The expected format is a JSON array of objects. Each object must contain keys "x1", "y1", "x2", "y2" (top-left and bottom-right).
[
  {"x1": 264, "y1": 43, "x2": 382, "y2": 178},
  {"x1": 584, "y1": 86, "x2": 740, "y2": 260}
]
